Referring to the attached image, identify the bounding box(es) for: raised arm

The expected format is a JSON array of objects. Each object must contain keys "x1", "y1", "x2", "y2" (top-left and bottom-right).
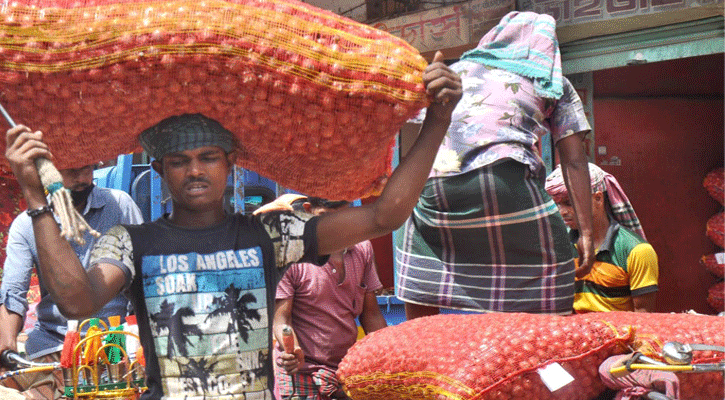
[
  {"x1": 556, "y1": 132, "x2": 594, "y2": 277},
  {"x1": 4, "y1": 126, "x2": 126, "y2": 318},
  {"x1": 315, "y1": 51, "x2": 462, "y2": 255}
]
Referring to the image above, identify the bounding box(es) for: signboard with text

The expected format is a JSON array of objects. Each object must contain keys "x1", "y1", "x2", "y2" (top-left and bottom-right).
[
  {"x1": 372, "y1": 0, "x2": 515, "y2": 54},
  {"x1": 517, "y1": 0, "x2": 723, "y2": 27}
]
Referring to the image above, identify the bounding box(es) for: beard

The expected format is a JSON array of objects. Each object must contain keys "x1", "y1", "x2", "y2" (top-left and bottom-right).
[{"x1": 71, "y1": 183, "x2": 95, "y2": 207}]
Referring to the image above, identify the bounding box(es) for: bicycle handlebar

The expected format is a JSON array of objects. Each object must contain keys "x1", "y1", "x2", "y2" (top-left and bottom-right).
[
  {"x1": 0, "y1": 350, "x2": 57, "y2": 370},
  {"x1": 0, "y1": 350, "x2": 18, "y2": 370}
]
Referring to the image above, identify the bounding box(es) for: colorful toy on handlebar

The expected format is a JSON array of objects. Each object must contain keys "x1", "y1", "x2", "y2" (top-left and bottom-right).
[{"x1": 1, "y1": 316, "x2": 147, "y2": 400}]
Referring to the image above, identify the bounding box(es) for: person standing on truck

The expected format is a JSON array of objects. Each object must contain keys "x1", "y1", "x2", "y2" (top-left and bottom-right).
[{"x1": 396, "y1": 11, "x2": 595, "y2": 318}]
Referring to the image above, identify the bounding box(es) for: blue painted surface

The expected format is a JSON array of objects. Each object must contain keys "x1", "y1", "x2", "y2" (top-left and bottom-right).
[
  {"x1": 93, "y1": 154, "x2": 134, "y2": 193},
  {"x1": 95, "y1": 158, "x2": 284, "y2": 221},
  {"x1": 376, "y1": 295, "x2": 406, "y2": 326},
  {"x1": 372, "y1": 295, "x2": 482, "y2": 328}
]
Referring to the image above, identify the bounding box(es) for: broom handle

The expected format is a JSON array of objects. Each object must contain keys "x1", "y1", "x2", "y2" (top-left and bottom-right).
[
  {"x1": 0, "y1": 102, "x2": 60, "y2": 192},
  {"x1": 0, "y1": 102, "x2": 99, "y2": 244},
  {"x1": 0, "y1": 102, "x2": 63, "y2": 187},
  {"x1": 0, "y1": 101, "x2": 17, "y2": 127}
]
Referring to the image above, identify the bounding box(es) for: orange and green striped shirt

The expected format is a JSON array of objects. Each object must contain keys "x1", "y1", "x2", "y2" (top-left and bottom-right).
[{"x1": 573, "y1": 223, "x2": 658, "y2": 313}]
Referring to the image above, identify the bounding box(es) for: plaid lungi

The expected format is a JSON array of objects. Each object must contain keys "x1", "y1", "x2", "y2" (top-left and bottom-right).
[
  {"x1": 395, "y1": 161, "x2": 576, "y2": 314},
  {"x1": 275, "y1": 360, "x2": 341, "y2": 400}
]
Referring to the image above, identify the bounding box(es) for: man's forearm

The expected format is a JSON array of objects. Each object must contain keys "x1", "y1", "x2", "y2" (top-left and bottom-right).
[
  {"x1": 371, "y1": 114, "x2": 451, "y2": 232},
  {"x1": 7, "y1": 126, "x2": 103, "y2": 318},
  {"x1": 561, "y1": 160, "x2": 593, "y2": 236},
  {"x1": 30, "y1": 213, "x2": 97, "y2": 318},
  {"x1": 360, "y1": 292, "x2": 388, "y2": 334},
  {"x1": 272, "y1": 299, "x2": 294, "y2": 349},
  {"x1": 360, "y1": 312, "x2": 388, "y2": 334},
  {"x1": 0, "y1": 305, "x2": 24, "y2": 352}
]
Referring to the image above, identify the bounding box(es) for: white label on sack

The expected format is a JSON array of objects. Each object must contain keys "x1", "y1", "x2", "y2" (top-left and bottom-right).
[
  {"x1": 537, "y1": 362, "x2": 575, "y2": 392},
  {"x1": 716, "y1": 253, "x2": 725, "y2": 264}
]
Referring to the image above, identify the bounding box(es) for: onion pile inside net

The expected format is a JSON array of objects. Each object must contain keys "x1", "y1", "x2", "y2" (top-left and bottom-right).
[
  {"x1": 338, "y1": 311, "x2": 725, "y2": 400},
  {"x1": 0, "y1": 0, "x2": 429, "y2": 200}
]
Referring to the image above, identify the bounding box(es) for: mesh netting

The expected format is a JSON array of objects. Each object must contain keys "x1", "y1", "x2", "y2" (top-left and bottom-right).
[
  {"x1": 338, "y1": 312, "x2": 725, "y2": 400},
  {"x1": 582, "y1": 312, "x2": 725, "y2": 400},
  {"x1": 337, "y1": 313, "x2": 633, "y2": 400},
  {"x1": 704, "y1": 167, "x2": 724, "y2": 206},
  {"x1": 708, "y1": 282, "x2": 724, "y2": 312},
  {"x1": 0, "y1": 0, "x2": 429, "y2": 200},
  {"x1": 701, "y1": 253, "x2": 724, "y2": 278},
  {"x1": 707, "y1": 212, "x2": 724, "y2": 248}
]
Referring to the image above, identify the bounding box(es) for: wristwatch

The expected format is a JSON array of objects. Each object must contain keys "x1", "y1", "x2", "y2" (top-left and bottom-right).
[{"x1": 26, "y1": 204, "x2": 54, "y2": 218}]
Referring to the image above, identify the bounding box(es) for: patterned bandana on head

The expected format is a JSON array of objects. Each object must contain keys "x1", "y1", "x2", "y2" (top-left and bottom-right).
[
  {"x1": 459, "y1": 11, "x2": 563, "y2": 99},
  {"x1": 138, "y1": 113, "x2": 236, "y2": 160},
  {"x1": 545, "y1": 163, "x2": 646, "y2": 240}
]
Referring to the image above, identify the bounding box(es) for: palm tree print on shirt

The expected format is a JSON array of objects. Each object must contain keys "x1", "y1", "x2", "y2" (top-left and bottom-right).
[
  {"x1": 205, "y1": 284, "x2": 261, "y2": 344},
  {"x1": 150, "y1": 299, "x2": 204, "y2": 357},
  {"x1": 179, "y1": 357, "x2": 219, "y2": 394}
]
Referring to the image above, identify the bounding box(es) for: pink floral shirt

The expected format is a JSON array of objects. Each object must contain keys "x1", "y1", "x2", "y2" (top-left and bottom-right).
[{"x1": 426, "y1": 61, "x2": 590, "y2": 179}]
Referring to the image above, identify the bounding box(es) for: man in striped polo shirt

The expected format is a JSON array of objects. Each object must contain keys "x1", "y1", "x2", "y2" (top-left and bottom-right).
[{"x1": 545, "y1": 163, "x2": 658, "y2": 313}]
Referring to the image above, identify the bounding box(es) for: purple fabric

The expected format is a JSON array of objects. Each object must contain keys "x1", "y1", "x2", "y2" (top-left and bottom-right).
[{"x1": 416, "y1": 67, "x2": 589, "y2": 180}]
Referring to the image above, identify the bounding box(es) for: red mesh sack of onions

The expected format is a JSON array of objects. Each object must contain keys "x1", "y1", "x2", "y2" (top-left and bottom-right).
[
  {"x1": 704, "y1": 167, "x2": 725, "y2": 206},
  {"x1": 0, "y1": 0, "x2": 429, "y2": 200},
  {"x1": 701, "y1": 253, "x2": 725, "y2": 278},
  {"x1": 337, "y1": 313, "x2": 633, "y2": 400},
  {"x1": 579, "y1": 311, "x2": 725, "y2": 400},
  {"x1": 706, "y1": 212, "x2": 725, "y2": 248},
  {"x1": 708, "y1": 281, "x2": 724, "y2": 312}
]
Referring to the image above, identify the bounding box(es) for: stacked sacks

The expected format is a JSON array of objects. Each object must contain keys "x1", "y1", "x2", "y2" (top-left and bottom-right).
[
  {"x1": 0, "y1": 0, "x2": 429, "y2": 200},
  {"x1": 702, "y1": 254, "x2": 725, "y2": 312},
  {"x1": 708, "y1": 282, "x2": 724, "y2": 313},
  {"x1": 703, "y1": 167, "x2": 725, "y2": 312},
  {"x1": 338, "y1": 312, "x2": 724, "y2": 400},
  {"x1": 704, "y1": 167, "x2": 724, "y2": 206},
  {"x1": 337, "y1": 313, "x2": 633, "y2": 400},
  {"x1": 700, "y1": 253, "x2": 725, "y2": 279},
  {"x1": 706, "y1": 212, "x2": 724, "y2": 249}
]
